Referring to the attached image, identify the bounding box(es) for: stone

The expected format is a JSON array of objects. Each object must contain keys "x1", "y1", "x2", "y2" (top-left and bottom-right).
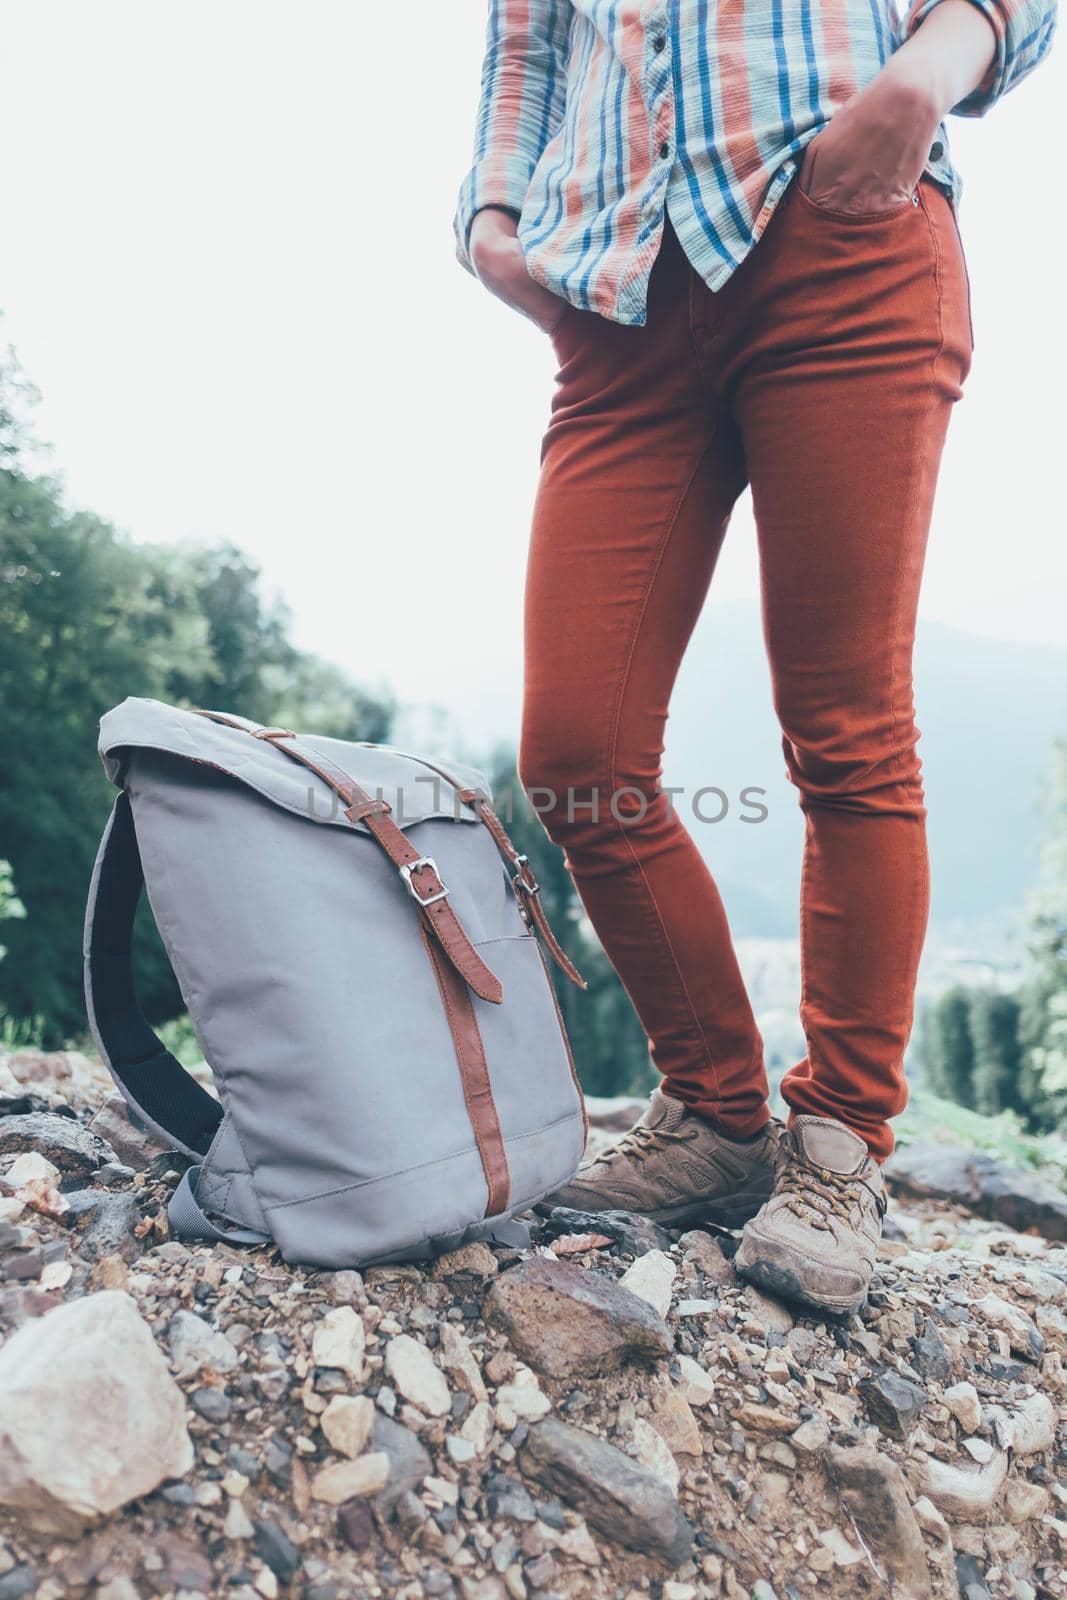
[
  {"x1": 310, "y1": 1453, "x2": 390, "y2": 1503},
  {"x1": 1003, "y1": 1480, "x2": 1050, "y2": 1523},
  {"x1": 826, "y1": 1445, "x2": 931, "y2": 1599},
  {"x1": 312, "y1": 1305, "x2": 365, "y2": 1381},
  {"x1": 740, "y1": 1284, "x2": 793, "y2": 1334},
  {"x1": 858, "y1": 1371, "x2": 927, "y2": 1436},
  {"x1": 224, "y1": 1498, "x2": 256, "y2": 1540},
  {"x1": 496, "y1": 1380, "x2": 551, "y2": 1426},
  {"x1": 167, "y1": 1309, "x2": 239, "y2": 1378},
  {"x1": 383, "y1": 1333, "x2": 451, "y2": 1416},
  {"x1": 439, "y1": 1323, "x2": 488, "y2": 1401},
  {"x1": 944, "y1": 1381, "x2": 982, "y2": 1435},
  {"x1": 520, "y1": 1418, "x2": 693, "y2": 1567},
  {"x1": 484, "y1": 1258, "x2": 673, "y2": 1379},
  {"x1": 1006, "y1": 1392, "x2": 1055, "y2": 1456},
  {"x1": 0, "y1": 1113, "x2": 118, "y2": 1177},
  {"x1": 337, "y1": 1499, "x2": 375, "y2": 1552},
  {"x1": 75, "y1": 1192, "x2": 143, "y2": 1263},
  {"x1": 321, "y1": 1395, "x2": 375, "y2": 1459},
  {"x1": 372, "y1": 1414, "x2": 433, "y2": 1515},
  {"x1": 885, "y1": 1143, "x2": 1067, "y2": 1243},
  {"x1": 954, "y1": 1553, "x2": 992, "y2": 1600},
  {"x1": 912, "y1": 1318, "x2": 953, "y2": 1383},
  {"x1": 674, "y1": 1355, "x2": 715, "y2": 1407},
  {"x1": 972, "y1": 1294, "x2": 1044, "y2": 1362},
  {"x1": 632, "y1": 1418, "x2": 680, "y2": 1494},
  {"x1": 156, "y1": 1534, "x2": 214, "y2": 1593},
  {"x1": 0, "y1": 1290, "x2": 192, "y2": 1535},
  {"x1": 191, "y1": 1386, "x2": 232, "y2": 1424},
  {"x1": 461, "y1": 1400, "x2": 496, "y2": 1455},
  {"x1": 541, "y1": 1206, "x2": 675, "y2": 1256},
  {"x1": 432, "y1": 1242, "x2": 499, "y2": 1278},
  {"x1": 88, "y1": 1093, "x2": 171, "y2": 1169},
  {"x1": 4, "y1": 1151, "x2": 61, "y2": 1188},
  {"x1": 252, "y1": 1521, "x2": 301, "y2": 1583},
  {"x1": 651, "y1": 1386, "x2": 702, "y2": 1458},
  {"x1": 619, "y1": 1249, "x2": 675, "y2": 1317},
  {"x1": 816, "y1": 1527, "x2": 864, "y2": 1567},
  {"x1": 921, "y1": 1450, "x2": 1008, "y2": 1521},
  {"x1": 677, "y1": 1230, "x2": 736, "y2": 1285},
  {"x1": 912, "y1": 1496, "x2": 950, "y2": 1542},
  {"x1": 790, "y1": 1415, "x2": 830, "y2": 1455}
]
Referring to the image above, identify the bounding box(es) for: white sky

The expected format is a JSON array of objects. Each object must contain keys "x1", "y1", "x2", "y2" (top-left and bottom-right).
[{"x1": 1, "y1": 2, "x2": 1063, "y2": 746}]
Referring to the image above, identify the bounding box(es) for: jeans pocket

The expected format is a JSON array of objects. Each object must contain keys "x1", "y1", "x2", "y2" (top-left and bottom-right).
[{"x1": 792, "y1": 175, "x2": 919, "y2": 226}]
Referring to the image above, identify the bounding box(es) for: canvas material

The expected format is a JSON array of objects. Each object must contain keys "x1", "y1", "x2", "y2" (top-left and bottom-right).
[{"x1": 87, "y1": 699, "x2": 585, "y2": 1267}]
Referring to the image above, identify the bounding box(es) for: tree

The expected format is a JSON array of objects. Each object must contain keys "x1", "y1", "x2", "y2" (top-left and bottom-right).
[
  {"x1": 919, "y1": 986, "x2": 975, "y2": 1103},
  {"x1": 969, "y1": 989, "x2": 1022, "y2": 1117},
  {"x1": 0, "y1": 463, "x2": 393, "y2": 1042},
  {"x1": 1017, "y1": 738, "x2": 1067, "y2": 1132},
  {"x1": 485, "y1": 750, "x2": 655, "y2": 1100}
]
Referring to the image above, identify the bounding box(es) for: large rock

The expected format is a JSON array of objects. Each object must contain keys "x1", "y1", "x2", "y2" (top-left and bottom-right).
[
  {"x1": 520, "y1": 1418, "x2": 693, "y2": 1566},
  {"x1": 88, "y1": 1093, "x2": 171, "y2": 1169},
  {"x1": 885, "y1": 1143, "x2": 1067, "y2": 1243},
  {"x1": 0, "y1": 1114, "x2": 117, "y2": 1179},
  {"x1": 858, "y1": 1372, "x2": 927, "y2": 1437},
  {"x1": 920, "y1": 1450, "x2": 1008, "y2": 1521},
  {"x1": 827, "y1": 1445, "x2": 931, "y2": 1599},
  {"x1": 484, "y1": 1258, "x2": 672, "y2": 1379},
  {"x1": 0, "y1": 1290, "x2": 192, "y2": 1535},
  {"x1": 371, "y1": 1414, "x2": 432, "y2": 1517},
  {"x1": 540, "y1": 1206, "x2": 675, "y2": 1257}
]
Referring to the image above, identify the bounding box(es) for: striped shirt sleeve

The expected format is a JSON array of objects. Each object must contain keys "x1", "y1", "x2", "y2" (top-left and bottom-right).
[
  {"x1": 453, "y1": 1, "x2": 573, "y2": 274},
  {"x1": 901, "y1": 0, "x2": 1058, "y2": 115}
]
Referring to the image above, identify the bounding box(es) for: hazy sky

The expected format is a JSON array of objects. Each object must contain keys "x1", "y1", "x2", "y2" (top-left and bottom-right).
[{"x1": 1, "y1": 3, "x2": 1063, "y2": 746}]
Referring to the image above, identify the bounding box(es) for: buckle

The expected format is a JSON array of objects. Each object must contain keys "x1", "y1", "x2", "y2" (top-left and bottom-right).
[
  {"x1": 252, "y1": 727, "x2": 296, "y2": 740},
  {"x1": 399, "y1": 856, "x2": 449, "y2": 907},
  {"x1": 512, "y1": 854, "x2": 540, "y2": 895}
]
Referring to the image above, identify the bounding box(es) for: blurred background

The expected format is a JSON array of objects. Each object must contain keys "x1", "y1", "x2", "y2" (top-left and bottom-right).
[{"x1": 1, "y1": 3, "x2": 1064, "y2": 1167}]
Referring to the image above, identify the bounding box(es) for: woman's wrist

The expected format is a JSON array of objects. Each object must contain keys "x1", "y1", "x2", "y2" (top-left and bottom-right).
[{"x1": 884, "y1": 0, "x2": 998, "y2": 120}]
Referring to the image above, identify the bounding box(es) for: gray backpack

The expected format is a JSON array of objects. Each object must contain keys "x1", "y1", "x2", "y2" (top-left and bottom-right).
[{"x1": 83, "y1": 698, "x2": 587, "y2": 1266}]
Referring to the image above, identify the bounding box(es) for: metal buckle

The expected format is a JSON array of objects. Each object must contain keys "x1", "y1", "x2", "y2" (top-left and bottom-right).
[
  {"x1": 512, "y1": 854, "x2": 540, "y2": 895},
  {"x1": 399, "y1": 856, "x2": 449, "y2": 907}
]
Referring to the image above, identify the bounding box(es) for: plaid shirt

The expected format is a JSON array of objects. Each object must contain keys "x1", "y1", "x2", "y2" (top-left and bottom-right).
[{"x1": 454, "y1": 0, "x2": 1056, "y2": 324}]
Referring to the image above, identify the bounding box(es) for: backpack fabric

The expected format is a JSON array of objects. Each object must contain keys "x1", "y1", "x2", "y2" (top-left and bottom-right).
[{"x1": 83, "y1": 698, "x2": 587, "y2": 1267}]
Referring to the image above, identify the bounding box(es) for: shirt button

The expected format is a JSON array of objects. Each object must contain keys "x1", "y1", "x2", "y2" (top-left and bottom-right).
[
  {"x1": 929, "y1": 140, "x2": 944, "y2": 161},
  {"x1": 652, "y1": 33, "x2": 666, "y2": 51},
  {"x1": 659, "y1": 140, "x2": 671, "y2": 160}
]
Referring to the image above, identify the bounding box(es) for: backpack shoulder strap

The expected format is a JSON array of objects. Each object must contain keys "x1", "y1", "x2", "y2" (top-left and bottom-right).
[{"x1": 83, "y1": 791, "x2": 225, "y2": 1161}]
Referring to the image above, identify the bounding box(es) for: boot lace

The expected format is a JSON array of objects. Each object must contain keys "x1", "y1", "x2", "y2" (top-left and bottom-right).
[
  {"x1": 779, "y1": 1156, "x2": 878, "y2": 1232},
  {"x1": 592, "y1": 1122, "x2": 691, "y2": 1168}
]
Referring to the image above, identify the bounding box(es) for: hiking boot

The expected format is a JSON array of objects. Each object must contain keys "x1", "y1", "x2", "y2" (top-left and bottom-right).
[
  {"x1": 734, "y1": 1115, "x2": 887, "y2": 1315},
  {"x1": 540, "y1": 1088, "x2": 779, "y2": 1228}
]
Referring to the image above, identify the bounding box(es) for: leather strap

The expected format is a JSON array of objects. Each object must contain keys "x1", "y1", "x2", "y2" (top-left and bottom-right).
[
  {"x1": 468, "y1": 796, "x2": 586, "y2": 990},
  {"x1": 419, "y1": 925, "x2": 510, "y2": 1217},
  {"x1": 195, "y1": 711, "x2": 504, "y2": 1006},
  {"x1": 381, "y1": 747, "x2": 586, "y2": 992}
]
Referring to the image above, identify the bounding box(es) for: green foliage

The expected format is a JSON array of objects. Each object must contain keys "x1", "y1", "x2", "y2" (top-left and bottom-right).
[
  {"x1": 1016, "y1": 737, "x2": 1067, "y2": 1132},
  {"x1": 484, "y1": 750, "x2": 656, "y2": 1100},
  {"x1": 919, "y1": 985, "x2": 976, "y2": 1104},
  {"x1": 0, "y1": 455, "x2": 393, "y2": 1045},
  {"x1": 918, "y1": 738, "x2": 1067, "y2": 1135}
]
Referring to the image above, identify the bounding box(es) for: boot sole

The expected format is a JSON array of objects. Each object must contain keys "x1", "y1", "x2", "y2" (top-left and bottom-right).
[
  {"x1": 734, "y1": 1252, "x2": 867, "y2": 1317},
  {"x1": 534, "y1": 1187, "x2": 772, "y2": 1230}
]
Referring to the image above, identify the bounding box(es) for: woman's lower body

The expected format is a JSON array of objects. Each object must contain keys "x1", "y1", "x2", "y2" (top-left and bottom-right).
[{"x1": 521, "y1": 176, "x2": 973, "y2": 1172}]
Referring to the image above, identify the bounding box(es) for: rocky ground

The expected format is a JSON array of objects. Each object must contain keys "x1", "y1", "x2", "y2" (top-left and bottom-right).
[{"x1": 0, "y1": 1050, "x2": 1064, "y2": 1600}]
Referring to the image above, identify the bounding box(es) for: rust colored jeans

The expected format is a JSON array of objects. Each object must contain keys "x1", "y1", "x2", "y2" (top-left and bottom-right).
[{"x1": 519, "y1": 177, "x2": 973, "y2": 1161}]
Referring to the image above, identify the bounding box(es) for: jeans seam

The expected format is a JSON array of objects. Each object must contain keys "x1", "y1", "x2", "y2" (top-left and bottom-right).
[{"x1": 601, "y1": 434, "x2": 724, "y2": 1106}]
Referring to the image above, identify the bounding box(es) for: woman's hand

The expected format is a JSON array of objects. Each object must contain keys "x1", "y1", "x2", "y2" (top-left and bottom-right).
[
  {"x1": 469, "y1": 207, "x2": 571, "y2": 334},
  {"x1": 799, "y1": 0, "x2": 998, "y2": 216}
]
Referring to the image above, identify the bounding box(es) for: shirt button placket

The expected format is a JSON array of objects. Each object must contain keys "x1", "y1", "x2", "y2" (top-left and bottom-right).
[{"x1": 644, "y1": 8, "x2": 674, "y2": 223}]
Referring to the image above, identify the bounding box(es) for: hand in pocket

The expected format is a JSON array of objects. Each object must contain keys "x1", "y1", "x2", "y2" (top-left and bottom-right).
[
  {"x1": 469, "y1": 208, "x2": 573, "y2": 335},
  {"x1": 799, "y1": 70, "x2": 941, "y2": 216}
]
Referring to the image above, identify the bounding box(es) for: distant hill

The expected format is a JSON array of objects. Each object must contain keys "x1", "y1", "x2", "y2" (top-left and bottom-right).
[
  {"x1": 664, "y1": 599, "x2": 1067, "y2": 941},
  {"x1": 398, "y1": 598, "x2": 1067, "y2": 948}
]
